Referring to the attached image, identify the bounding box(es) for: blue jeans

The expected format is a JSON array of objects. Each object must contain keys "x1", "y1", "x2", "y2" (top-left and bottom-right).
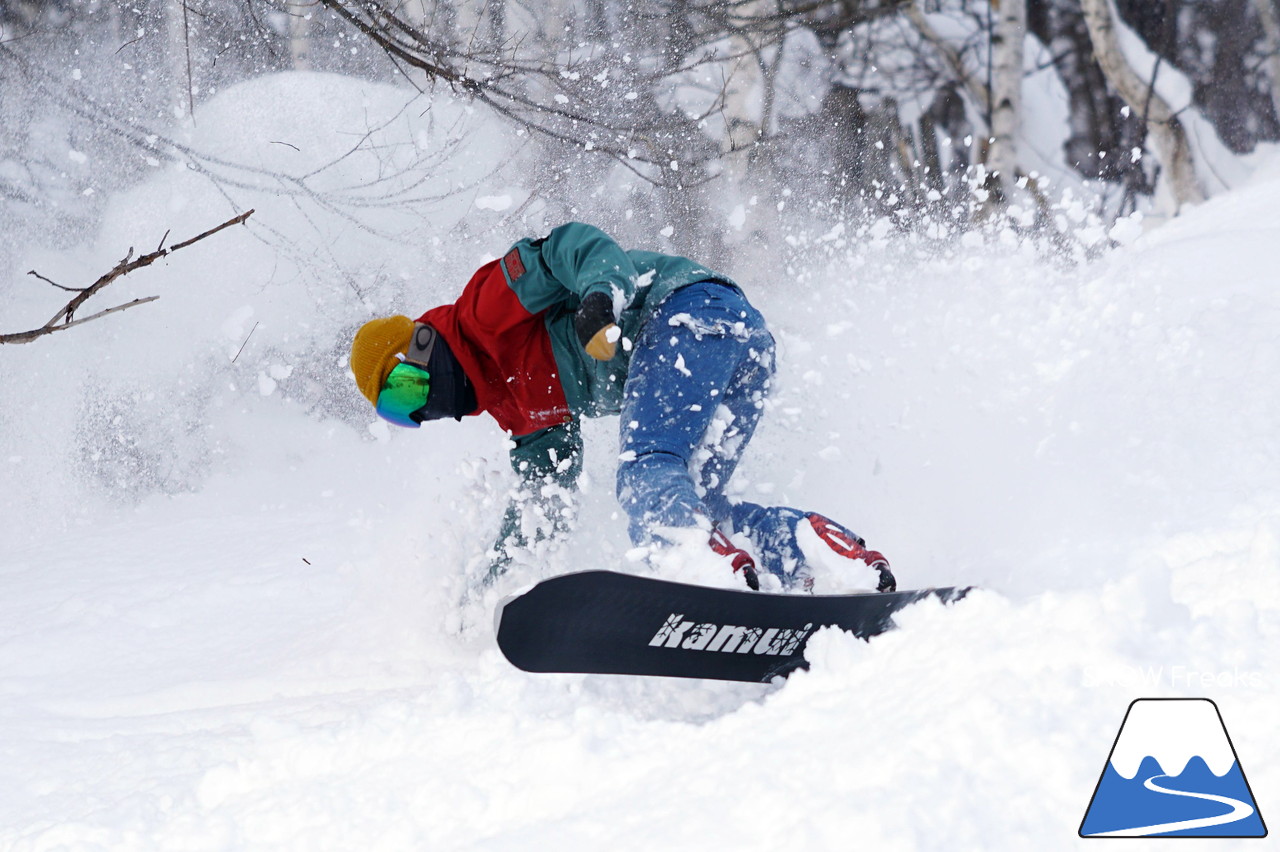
[{"x1": 616, "y1": 281, "x2": 815, "y2": 582}]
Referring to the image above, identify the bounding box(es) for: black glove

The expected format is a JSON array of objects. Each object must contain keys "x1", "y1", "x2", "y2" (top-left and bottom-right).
[{"x1": 574, "y1": 291, "x2": 618, "y2": 361}]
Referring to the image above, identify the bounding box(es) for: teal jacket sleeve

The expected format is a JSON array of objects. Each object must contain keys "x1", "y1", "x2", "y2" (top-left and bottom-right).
[
  {"x1": 507, "y1": 223, "x2": 640, "y2": 314},
  {"x1": 490, "y1": 420, "x2": 584, "y2": 578},
  {"x1": 508, "y1": 420, "x2": 583, "y2": 486}
]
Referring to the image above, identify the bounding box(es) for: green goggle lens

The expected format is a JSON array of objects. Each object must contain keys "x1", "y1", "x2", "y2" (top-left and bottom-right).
[{"x1": 375, "y1": 361, "x2": 432, "y2": 428}]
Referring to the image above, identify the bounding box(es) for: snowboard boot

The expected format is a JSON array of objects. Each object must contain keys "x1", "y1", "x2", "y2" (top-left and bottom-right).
[
  {"x1": 805, "y1": 513, "x2": 896, "y2": 593},
  {"x1": 709, "y1": 528, "x2": 760, "y2": 591}
]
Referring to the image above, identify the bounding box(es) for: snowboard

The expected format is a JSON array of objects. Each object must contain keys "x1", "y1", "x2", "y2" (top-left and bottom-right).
[{"x1": 495, "y1": 570, "x2": 970, "y2": 683}]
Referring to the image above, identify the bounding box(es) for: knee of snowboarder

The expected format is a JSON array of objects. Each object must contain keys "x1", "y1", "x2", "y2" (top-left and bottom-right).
[{"x1": 616, "y1": 450, "x2": 709, "y2": 544}]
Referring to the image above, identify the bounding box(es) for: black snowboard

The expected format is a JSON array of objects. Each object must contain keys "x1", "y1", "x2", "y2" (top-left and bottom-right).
[{"x1": 496, "y1": 570, "x2": 969, "y2": 683}]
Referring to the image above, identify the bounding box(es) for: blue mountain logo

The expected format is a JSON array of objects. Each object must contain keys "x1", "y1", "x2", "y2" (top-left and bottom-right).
[{"x1": 1080, "y1": 698, "x2": 1267, "y2": 838}]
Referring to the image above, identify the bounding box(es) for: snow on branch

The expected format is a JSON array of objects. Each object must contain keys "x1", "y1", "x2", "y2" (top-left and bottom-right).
[{"x1": 0, "y1": 210, "x2": 254, "y2": 346}]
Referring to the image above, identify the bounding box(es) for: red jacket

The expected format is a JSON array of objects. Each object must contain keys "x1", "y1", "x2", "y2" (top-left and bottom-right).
[{"x1": 418, "y1": 258, "x2": 572, "y2": 436}]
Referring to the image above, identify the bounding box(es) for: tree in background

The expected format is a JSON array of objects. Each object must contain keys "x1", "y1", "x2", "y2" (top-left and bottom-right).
[
  {"x1": 1081, "y1": 0, "x2": 1204, "y2": 211},
  {"x1": 2, "y1": 0, "x2": 1278, "y2": 256}
]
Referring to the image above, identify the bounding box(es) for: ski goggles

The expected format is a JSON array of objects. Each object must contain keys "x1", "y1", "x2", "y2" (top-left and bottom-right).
[
  {"x1": 374, "y1": 322, "x2": 441, "y2": 428},
  {"x1": 375, "y1": 360, "x2": 432, "y2": 427}
]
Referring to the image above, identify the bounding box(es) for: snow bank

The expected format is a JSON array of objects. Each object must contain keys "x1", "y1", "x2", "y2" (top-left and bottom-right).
[
  {"x1": 1, "y1": 73, "x2": 1277, "y2": 850},
  {"x1": 0, "y1": 71, "x2": 522, "y2": 540}
]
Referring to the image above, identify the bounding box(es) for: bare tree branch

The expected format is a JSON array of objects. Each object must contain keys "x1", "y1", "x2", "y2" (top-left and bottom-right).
[
  {"x1": 309, "y1": 0, "x2": 724, "y2": 182},
  {"x1": 26, "y1": 269, "x2": 82, "y2": 292},
  {"x1": 1, "y1": 210, "x2": 254, "y2": 346}
]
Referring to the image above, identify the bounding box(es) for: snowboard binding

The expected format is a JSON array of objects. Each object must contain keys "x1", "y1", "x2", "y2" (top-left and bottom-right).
[
  {"x1": 709, "y1": 528, "x2": 760, "y2": 590},
  {"x1": 805, "y1": 513, "x2": 896, "y2": 593}
]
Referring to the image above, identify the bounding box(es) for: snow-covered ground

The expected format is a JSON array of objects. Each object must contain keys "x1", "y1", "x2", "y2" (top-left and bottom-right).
[{"x1": 1, "y1": 74, "x2": 1276, "y2": 850}]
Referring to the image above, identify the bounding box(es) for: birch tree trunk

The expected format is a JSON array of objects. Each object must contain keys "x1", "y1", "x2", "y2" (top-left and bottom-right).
[
  {"x1": 721, "y1": 0, "x2": 768, "y2": 160},
  {"x1": 905, "y1": 1, "x2": 990, "y2": 112},
  {"x1": 487, "y1": 0, "x2": 506, "y2": 51},
  {"x1": 986, "y1": 0, "x2": 1026, "y2": 198},
  {"x1": 1254, "y1": 0, "x2": 1280, "y2": 121},
  {"x1": 1030, "y1": 1, "x2": 1126, "y2": 181},
  {"x1": 166, "y1": 0, "x2": 191, "y2": 119},
  {"x1": 289, "y1": 3, "x2": 312, "y2": 70},
  {"x1": 1080, "y1": 0, "x2": 1205, "y2": 211}
]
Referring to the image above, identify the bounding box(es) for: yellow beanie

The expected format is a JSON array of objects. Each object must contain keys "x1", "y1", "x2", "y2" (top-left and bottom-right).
[{"x1": 351, "y1": 315, "x2": 415, "y2": 406}]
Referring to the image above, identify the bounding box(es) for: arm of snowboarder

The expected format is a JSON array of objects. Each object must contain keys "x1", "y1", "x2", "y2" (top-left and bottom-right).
[
  {"x1": 498, "y1": 223, "x2": 634, "y2": 360},
  {"x1": 530, "y1": 223, "x2": 634, "y2": 360},
  {"x1": 489, "y1": 420, "x2": 584, "y2": 577},
  {"x1": 537, "y1": 222, "x2": 639, "y2": 306}
]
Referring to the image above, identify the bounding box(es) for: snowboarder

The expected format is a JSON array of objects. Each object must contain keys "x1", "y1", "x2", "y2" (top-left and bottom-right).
[{"x1": 349, "y1": 222, "x2": 894, "y2": 593}]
